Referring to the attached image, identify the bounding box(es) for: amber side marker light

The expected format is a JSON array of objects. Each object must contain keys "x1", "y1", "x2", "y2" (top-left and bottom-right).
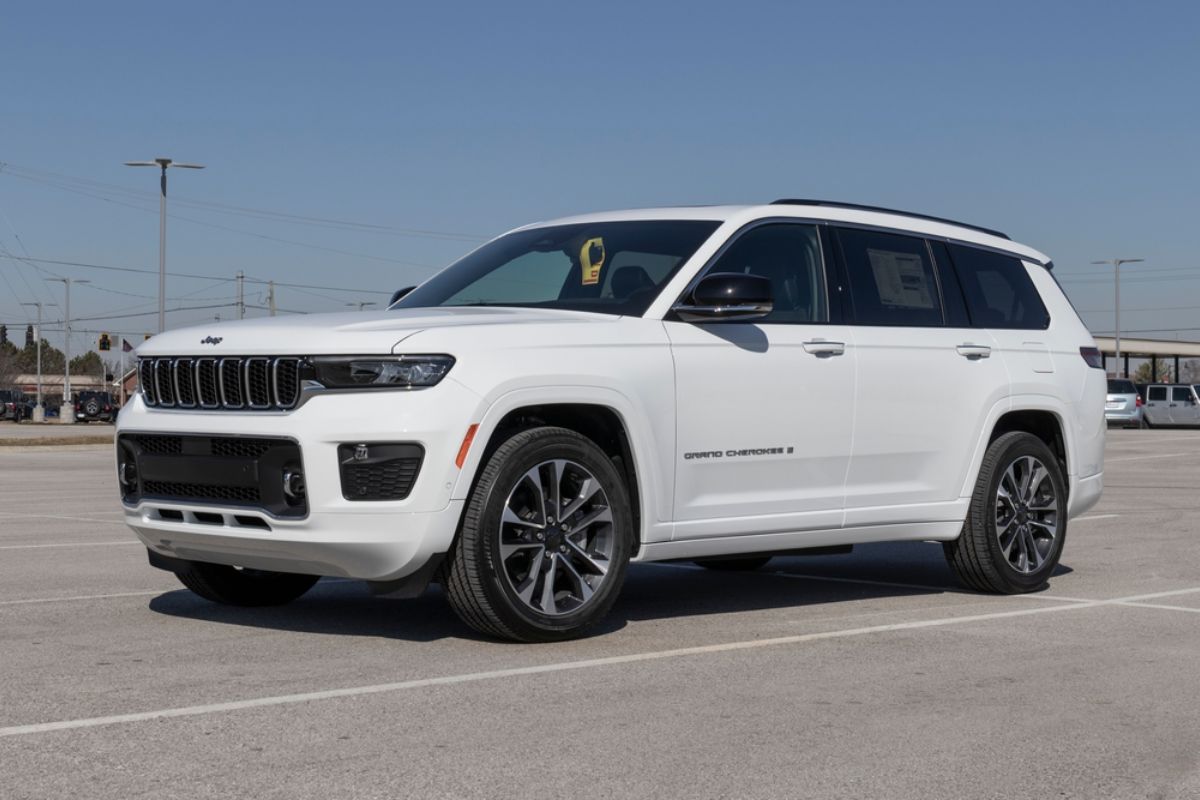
[{"x1": 455, "y1": 424, "x2": 479, "y2": 468}]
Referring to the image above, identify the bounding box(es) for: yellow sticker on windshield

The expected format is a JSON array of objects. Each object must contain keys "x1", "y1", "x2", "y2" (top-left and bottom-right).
[{"x1": 580, "y1": 237, "x2": 605, "y2": 285}]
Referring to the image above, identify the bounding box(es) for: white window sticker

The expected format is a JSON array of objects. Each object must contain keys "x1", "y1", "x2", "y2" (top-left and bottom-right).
[{"x1": 867, "y1": 248, "x2": 934, "y2": 309}]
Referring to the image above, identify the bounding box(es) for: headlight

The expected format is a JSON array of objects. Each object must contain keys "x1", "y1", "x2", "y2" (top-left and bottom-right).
[{"x1": 308, "y1": 355, "x2": 455, "y2": 389}]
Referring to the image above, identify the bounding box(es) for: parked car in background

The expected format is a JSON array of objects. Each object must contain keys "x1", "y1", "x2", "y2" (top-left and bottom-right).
[
  {"x1": 1105, "y1": 378, "x2": 1142, "y2": 428},
  {"x1": 1142, "y1": 384, "x2": 1200, "y2": 428},
  {"x1": 74, "y1": 391, "x2": 115, "y2": 423},
  {"x1": 1, "y1": 389, "x2": 34, "y2": 422}
]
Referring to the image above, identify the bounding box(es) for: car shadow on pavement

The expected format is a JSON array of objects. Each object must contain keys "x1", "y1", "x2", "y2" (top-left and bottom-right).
[
  {"x1": 147, "y1": 541, "x2": 1072, "y2": 642},
  {"x1": 610, "y1": 541, "x2": 1073, "y2": 628}
]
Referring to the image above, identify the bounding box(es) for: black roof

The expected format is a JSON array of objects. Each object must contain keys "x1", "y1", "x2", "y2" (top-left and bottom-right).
[{"x1": 769, "y1": 199, "x2": 1010, "y2": 240}]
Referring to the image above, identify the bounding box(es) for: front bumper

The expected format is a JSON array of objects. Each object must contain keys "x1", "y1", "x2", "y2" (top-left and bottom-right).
[{"x1": 115, "y1": 379, "x2": 481, "y2": 581}]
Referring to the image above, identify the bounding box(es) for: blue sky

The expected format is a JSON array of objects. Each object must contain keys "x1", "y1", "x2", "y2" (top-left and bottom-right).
[{"x1": 2, "y1": 0, "x2": 1198, "y2": 354}]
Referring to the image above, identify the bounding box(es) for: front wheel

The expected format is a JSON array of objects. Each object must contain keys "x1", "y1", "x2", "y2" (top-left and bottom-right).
[
  {"x1": 174, "y1": 562, "x2": 319, "y2": 606},
  {"x1": 944, "y1": 431, "x2": 1067, "y2": 594},
  {"x1": 446, "y1": 426, "x2": 634, "y2": 642}
]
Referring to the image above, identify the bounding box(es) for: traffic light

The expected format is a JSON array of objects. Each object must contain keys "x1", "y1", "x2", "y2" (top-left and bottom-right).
[
  {"x1": 25, "y1": 324, "x2": 33, "y2": 348},
  {"x1": 0, "y1": 324, "x2": 7, "y2": 345},
  {"x1": 98, "y1": 333, "x2": 112, "y2": 352}
]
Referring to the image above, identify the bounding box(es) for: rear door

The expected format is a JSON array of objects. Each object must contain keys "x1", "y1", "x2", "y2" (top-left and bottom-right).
[{"x1": 834, "y1": 228, "x2": 1008, "y2": 522}]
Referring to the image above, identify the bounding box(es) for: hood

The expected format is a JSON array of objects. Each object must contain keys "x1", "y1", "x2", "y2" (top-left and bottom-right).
[{"x1": 134, "y1": 306, "x2": 617, "y2": 357}]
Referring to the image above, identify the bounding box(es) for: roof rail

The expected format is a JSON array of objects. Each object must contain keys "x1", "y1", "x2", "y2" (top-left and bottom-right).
[{"x1": 769, "y1": 199, "x2": 1010, "y2": 240}]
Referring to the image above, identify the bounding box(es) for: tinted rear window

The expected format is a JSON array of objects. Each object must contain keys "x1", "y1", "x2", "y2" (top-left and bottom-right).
[
  {"x1": 1107, "y1": 379, "x2": 1136, "y2": 394},
  {"x1": 1148, "y1": 386, "x2": 1168, "y2": 401},
  {"x1": 836, "y1": 228, "x2": 944, "y2": 327},
  {"x1": 947, "y1": 244, "x2": 1050, "y2": 330}
]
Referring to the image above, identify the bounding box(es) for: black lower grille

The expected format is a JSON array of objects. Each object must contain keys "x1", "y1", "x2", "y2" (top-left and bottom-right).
[
  {"x1": 338, "y1": 443, "x2": 423, "y2": 501},
  {"x1": 142, "y1": 481, "x2": 261, "y2": 504},
  {"x1": 130, "y1": 434, "x2": 183, "y2": 455},
  {"x1": 118, "y1": 433, "x2": 306, "y2": 517}
]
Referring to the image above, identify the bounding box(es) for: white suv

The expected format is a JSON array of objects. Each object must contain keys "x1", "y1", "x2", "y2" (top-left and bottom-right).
[{"x1": 117, "y1": 200, "x2": 1105, "y2": 641}]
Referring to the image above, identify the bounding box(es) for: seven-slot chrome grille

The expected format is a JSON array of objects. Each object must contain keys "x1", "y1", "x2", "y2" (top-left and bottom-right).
[{"x1": 138, "y1": 357, "x2": 302, "y2": 411}]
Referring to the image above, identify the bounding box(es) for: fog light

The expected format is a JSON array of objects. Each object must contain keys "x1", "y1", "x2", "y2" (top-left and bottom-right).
[
  {"x1": 119, "y1": 461, "x2": 138, "y2": 487},
  {"x1": 283, "y1": 469, "x2": 306, "y2": 501}
]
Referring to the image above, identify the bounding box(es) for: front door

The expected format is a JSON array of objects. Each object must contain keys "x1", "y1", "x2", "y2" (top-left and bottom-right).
[
  {"x1": 666, "y1": 222, "x2": 855, "y2": 537},
  {"x1": 1170, "y1": 386, "x2": 1200, "y2": 425},
  {"x1": 1145, "y1": 385, "x2": 1170, "y2": 425}
]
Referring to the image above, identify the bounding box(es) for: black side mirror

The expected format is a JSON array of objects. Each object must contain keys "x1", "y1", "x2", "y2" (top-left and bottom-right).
[
  {"x1": 674, "y1": 272, "x2": 773, "y2": 323},
  {"x1": 389, "y1": 286, "x2": 416, "y2": 306}
]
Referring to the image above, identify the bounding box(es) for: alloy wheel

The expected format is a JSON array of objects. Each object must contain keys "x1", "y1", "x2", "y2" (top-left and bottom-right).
[
  {"x1": 497, "y1": 459, "x2": 615, "y2": 616},
  {"x1": 994, "y1": 455, "x2": 1059, "y2": 574}
]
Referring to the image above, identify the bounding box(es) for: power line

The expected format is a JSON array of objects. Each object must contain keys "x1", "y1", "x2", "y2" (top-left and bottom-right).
[
  {"x1": 1, "y1": 162, "x2": 488, "y2": 242},
  {"x1": 0, "y1": 254, "x2": 388, "y2": 295}
]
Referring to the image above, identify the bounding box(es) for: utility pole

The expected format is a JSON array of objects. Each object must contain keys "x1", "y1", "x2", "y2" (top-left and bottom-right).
[
  {"x1": 124, "y1": 157, "x2": 205, "y2": 333},
  {"x1": 236, "y1": 271, "x2": 246, "y2": 319},
  {"x1": 45, "y1": 277, "x2": 89, "y2": 423},
  {"x1": 1091, "y1": 258, "x2": 1145, "y2": 377},
  {"x1": 20, "y1": 301, "x2": 50, "y2": 422},
  {"x1": 268, "y1": 281, "x2": 277, "y2": 317}
]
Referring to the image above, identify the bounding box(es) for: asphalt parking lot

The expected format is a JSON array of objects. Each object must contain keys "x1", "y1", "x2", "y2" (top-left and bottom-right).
[{"x1": 2, "y1": 429, "x2": 1198, "y2": 799}]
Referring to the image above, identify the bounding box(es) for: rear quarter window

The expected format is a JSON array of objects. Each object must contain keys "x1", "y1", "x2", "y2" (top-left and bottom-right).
[{"x1": 947, "y1": 244, "x2": 1050, "y2": 330}]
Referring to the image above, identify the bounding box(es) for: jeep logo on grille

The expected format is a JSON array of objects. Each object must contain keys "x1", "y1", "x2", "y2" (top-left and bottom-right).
[{"x1": 200, "y1": 336, "x2": 223, "y2": 345}]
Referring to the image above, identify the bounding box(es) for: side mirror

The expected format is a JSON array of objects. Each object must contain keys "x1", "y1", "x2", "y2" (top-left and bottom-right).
[
  {"x1": 389, "y1": 286, "x2": 416, "y2": 306},
  {"x1": 674, "y1": 272, "x2": 773, "y2": 323}
]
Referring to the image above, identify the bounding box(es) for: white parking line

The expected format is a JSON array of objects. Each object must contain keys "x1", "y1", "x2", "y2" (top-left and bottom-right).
[
  {"x1": 4, "y1": 585, "x2": 1199, "y2": 739},
  {"x1": 0, "y1": 541, "x2": 139, "y2": 551},
  {"x1": 0, "y1": 513, "x2": 126, "y2": 525},
  {"x1": 1106, "y1": 452, "x2": 1200, "y2": 463},
  {"x1": 1075, "y1": 513, "x2": 1120, "y2": 521},
  {"x1": 0, "y1": 590, "x2": 165, "y2": 607}
]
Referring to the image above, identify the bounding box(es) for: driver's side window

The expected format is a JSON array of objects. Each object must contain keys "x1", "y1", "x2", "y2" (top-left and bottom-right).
[{"x1": 704, "y1": 224, "x2": 828, "y2": 324}]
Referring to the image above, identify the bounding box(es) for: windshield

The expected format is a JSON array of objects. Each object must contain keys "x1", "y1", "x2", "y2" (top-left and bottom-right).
[{"x1": 394, "y1": 220, "x2": 720, "y2": 316}]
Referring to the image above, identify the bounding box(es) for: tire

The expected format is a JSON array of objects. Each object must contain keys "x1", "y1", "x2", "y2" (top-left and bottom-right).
[
  {"x1": 694, "y1": 555, "x2": 773, "y2": 571},
  {"x1": 445, "y1": 426, "x2": 634, "y2": 642},
  {"x1": 944, "y1": 431, "x2": 1068, "y2": 594},
  {"x1": 174, "y1": 562, "x2": 319, "y2": 606}
]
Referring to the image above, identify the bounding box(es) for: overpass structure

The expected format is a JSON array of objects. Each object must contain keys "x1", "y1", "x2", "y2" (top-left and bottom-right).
[{"x1": 1093, "y1": 336, "x2": 1200, "y2": 380}]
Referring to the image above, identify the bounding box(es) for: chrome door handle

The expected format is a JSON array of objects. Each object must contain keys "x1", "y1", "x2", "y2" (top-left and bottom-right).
[
  {"x1": 956, "y1": 344, "x2": 992, "y2": 359},
  {"x1": 802, "y1": 340, "x2": 845, "y2": 357}
]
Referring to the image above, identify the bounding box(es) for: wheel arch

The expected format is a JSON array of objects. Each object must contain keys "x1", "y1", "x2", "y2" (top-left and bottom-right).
[
  {"x1": 962, "y1": 399, "x2": 1073, "y2": 501},
  {"x1": 452, "y1": 389, "x2": 656, "y2": 554}
]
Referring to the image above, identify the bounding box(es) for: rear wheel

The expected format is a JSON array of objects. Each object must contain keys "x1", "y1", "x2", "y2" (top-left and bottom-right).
[
  {"x1": 694, "y1": 556, "x2": 773, "y2": 571},
  {"x1": 446, "y1": 426, "x2": 633, "y2": 642},
  {"x1": 944, "y1": 431, "x2": 1067, "y2": 594},
  {"x1": 174, "y1": 562, "x2": 319, "y2": 606}
]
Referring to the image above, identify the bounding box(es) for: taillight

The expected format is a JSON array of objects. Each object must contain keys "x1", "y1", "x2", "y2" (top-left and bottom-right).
[
  {"x1": 1136, "y1": 396, "x2": 1143, "y2": 407},
  {"x1": 1080, "y1": 347, "x2": 1104, "y2": 369}
]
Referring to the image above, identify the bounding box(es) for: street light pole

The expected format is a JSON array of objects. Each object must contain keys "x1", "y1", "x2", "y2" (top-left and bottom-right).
[
  {"x1": 1091, "y1": 258, "x2": 1144, "y2": 378},
  {"x1": 1089, "y1": 260, "x2": 1142, "y2": 379},
  {"x1": 20, "y1": 301, "x2": 52, "y2": 422},
  {"x1": 124, "y1": 157, "x2": 205, "y2": 333},
  {"x1": 45, "y1": 277, "x2": 89, "y2": 423}
]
